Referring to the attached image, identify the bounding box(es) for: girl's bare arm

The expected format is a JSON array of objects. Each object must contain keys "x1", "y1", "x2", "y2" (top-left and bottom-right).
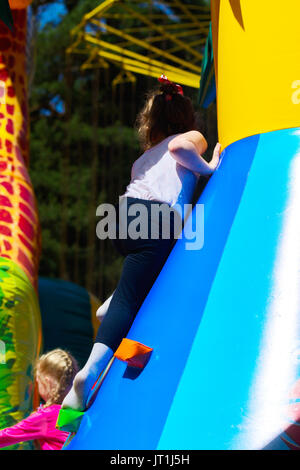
[{"x1": 168, "y1": 131, "x2": 221, "y2": 176}]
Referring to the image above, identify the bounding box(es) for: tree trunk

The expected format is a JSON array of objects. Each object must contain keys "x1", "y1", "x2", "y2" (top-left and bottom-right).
[{"x1": 85, "y1": 67, "x2": 99, "y2": 292}]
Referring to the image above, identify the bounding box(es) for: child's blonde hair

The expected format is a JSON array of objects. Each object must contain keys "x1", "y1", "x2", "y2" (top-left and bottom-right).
[{"x1": 35, "y1": 349, "x2": 79, "y2": 407}]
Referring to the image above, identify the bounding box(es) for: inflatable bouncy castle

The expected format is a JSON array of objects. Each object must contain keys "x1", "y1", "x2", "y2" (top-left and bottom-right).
[
  {"x1": 0, "y1": 0, "x2": 42, "y2": 450},
  {"x1": 64, "y1": 0, "x2": 300, "y2": 450},
  {"x1": 38, "y1": 277, "x2": 101, "y2": 369}
]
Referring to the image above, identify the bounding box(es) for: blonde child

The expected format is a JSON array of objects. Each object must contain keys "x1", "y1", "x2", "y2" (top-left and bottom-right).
[{"x1": 0, "y1": 349, "x2": 79, "y2": 450}]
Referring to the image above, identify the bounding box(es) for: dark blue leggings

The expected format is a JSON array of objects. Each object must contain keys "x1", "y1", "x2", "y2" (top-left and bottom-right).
[{"x1": 95, "y1": 197, "x2": 177, "y2": 351}]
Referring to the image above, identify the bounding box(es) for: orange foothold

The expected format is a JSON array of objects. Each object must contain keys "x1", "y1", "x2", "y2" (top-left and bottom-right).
[{"x1": 114, "y1": 338, "x2": 153, "y2": 368}]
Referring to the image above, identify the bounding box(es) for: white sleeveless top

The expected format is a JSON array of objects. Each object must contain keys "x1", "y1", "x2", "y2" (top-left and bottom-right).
[{"x1": 122, "y1": 135, "x2": 199, "y2": 215}]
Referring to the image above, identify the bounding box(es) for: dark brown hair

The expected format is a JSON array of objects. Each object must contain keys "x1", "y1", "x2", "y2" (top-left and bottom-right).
[{"x1": 136, "y1": 81, "x2": 198, "y2": 150}]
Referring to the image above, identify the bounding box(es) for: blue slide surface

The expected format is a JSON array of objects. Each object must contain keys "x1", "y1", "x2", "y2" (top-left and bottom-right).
[{"x1": 66, "y1": 128, "x2": 300, "y2": 450}]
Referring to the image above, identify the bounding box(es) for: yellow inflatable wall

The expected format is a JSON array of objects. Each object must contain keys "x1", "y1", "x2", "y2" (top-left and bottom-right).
[{"x1": 211, "y1": 0, "x2": 300, "y2": 150}]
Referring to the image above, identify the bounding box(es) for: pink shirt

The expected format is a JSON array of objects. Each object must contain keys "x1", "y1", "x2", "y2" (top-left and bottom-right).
[{"x1": 0, "y1": 404, "x2": 69, "y2": 450}]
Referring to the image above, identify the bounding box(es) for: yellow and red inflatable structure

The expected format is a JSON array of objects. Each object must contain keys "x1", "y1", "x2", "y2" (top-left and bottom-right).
[{"x1": 0, "y1": 0, "x2": 41, "y2": 449}]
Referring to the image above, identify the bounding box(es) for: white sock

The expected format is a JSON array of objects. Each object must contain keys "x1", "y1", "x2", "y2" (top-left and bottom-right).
[
  {"x1": 96, "y1": 290, "x2": 115, "y2": 321},
  {"x1": 62, "y1": 343, "x2": 113, "y2": 411}
]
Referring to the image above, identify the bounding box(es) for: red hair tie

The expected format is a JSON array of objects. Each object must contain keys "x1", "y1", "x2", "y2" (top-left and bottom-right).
[{"x1": 158, "y1": 74, "x2": 184, "y2": 96}]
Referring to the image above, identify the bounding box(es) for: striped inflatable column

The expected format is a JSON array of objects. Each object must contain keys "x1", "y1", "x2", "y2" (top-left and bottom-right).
[{"x1": 0, "y1": 0, "x2": 42, "y2": 449}]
